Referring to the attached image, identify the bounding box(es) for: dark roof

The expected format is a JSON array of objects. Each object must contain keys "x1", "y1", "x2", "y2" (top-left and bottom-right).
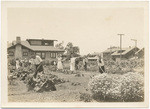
[
  {"x1": 103, "y1": 47, "x2": 120, "y2": 53},
  {"x1": 26, "y1": 39, "x2": 57, "y2": 41},
  {"x1": 135, "y1": 48, "x2": 144, "y2": 55},
  {"x1": 111, "y1": 47, "x2": 139, "y2": 56},
  {"x1": 8, "y1": 41, "x2": 64, "y2": 52}
]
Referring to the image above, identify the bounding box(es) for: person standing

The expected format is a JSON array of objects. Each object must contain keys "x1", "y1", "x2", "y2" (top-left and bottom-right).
[
  {"x1": 75, "y1": 57, "x2": 80, "y2": 70},
  {"x1": 57, "y1": 55, "x2": 63, "y2": 71},
  {"x1": 70, "y1": 56, "x2": 76, "y2": 72},
  {"x1": 83, "y1": 57, "x2": 88, "y2": 71},
  {"x1": 15, "y1": 58, "x2": 20, "y2": 70},
  {"x1": 97, "y1": 55, "x2": 105, "y2": 74},
  {"x1": 32, "y1": 54, "x2": 44, "y2": 78}
]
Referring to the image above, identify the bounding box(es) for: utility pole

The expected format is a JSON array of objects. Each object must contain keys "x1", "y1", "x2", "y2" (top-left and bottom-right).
[
  {"x1": 131, "y1": 39, "x2": 137, "y2": 47},
  {"x1": 131, "y1": 39, "x2": 137, "y2": 58},
  {"x1": 118, "y1": 34, "x2": 124, "y2": 61}
]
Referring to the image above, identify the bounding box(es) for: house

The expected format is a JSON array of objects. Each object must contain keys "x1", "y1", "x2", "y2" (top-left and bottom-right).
[
  {"x1": 135, "y1": 48, "x2": 144, "y2": 58},
  {"x1": 103, "y1": 46, "x2": 120, "y2": 59},
  {"x1": 111, "y1": 46, "x2": 139, "y2": 61},
  {"x1": 87, "y1": 56, "x2": 98, "y2": 61},
  {"x1": 7, "y1": 37, "x2": 65, "y2": 61}
]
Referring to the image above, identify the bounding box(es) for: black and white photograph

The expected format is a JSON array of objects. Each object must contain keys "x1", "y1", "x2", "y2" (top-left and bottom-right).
[{"x1": 1, "y1": 1, "x2": 149, "y2": 108}]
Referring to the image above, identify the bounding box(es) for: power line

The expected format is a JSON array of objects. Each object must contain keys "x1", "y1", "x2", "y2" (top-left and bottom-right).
[{"x1": 131, "y1": 39, "x2": 137, "y2": 47}]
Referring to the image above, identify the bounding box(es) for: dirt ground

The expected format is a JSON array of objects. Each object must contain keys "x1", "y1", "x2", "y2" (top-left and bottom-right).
[{"x1": 8, "y1": 71, "x2": 99, "y2": 102}]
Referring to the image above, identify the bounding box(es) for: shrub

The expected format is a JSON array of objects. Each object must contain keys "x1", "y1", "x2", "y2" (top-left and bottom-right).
[
  {"x1": 9, "y1": 58, "x2": 16, "y2": 66},
  {"x1": 104, "y1": 58, "x2": 144, "y2": 74},
  {"x1": 42, "y1": 60, "x2": 50, "y2": 66},
  {"x1": 88, "y1": 72, "x2": 144, "y2": 102},
  {"x1": 121, "y1": 72, "x2": 144, "y2": 102},
  {"x1": 88, "y1": 73, "x2": 122, "y2": 102}
]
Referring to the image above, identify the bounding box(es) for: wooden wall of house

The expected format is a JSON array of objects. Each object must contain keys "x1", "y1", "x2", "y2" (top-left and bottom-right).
[
  {"x1": 103, "y1": 52, "x2": 112, "y2": 59},
  {"x1": 8, "y1": 46, "x2": 34, "y2": 60},
  {"x1": 35, "y1": 51, "x2": 64, "y2": 62},
  {"x1": 8, "y1": 45, "x2": 64, "y2": 63},
  {"x1": 7, "y1": 48, "x2": 15, "y2": 60},
  {"x1": 125, "y1": 48, "x2": 139, "y2": 59},
  {"x1": 136, "y1": 50, "x2": 144, "y2": 58},
  {"x1": 112, "y1": 55, "x2": 127, "y2": 61},
  {"x1": 22, "y1": 48, "x2": 33, "y2": 59}
]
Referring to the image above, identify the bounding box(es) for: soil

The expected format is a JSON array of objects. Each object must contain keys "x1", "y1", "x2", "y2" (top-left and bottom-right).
[{"x1": 8, "y1": 71, "x2": 98, "y2": 102}]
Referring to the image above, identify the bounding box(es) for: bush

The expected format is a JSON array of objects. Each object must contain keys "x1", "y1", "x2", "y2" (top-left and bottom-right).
[
  {"x1": 9, "y1": 58, "x2": 16, "y2": 66},
  {"x1": 88, "y1": 73, "x2": 122, "y2": 102},
  {"x1": 105, "y1": 58, "x2": 144, "y2": 74},
  {"x1": 42, "y1": 60, "x2": 50, "y2": 66},
  {"x1": 121, "y1": 72, "x2": 144, "y2": 102},
  {"x1": 88, "y1": 72, "x2": 144, "y2": 102}
]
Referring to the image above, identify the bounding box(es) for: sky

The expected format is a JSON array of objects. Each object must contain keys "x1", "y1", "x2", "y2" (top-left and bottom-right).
[{"x1": 7, "y1": 7, "x2": 144, "y2": 55}]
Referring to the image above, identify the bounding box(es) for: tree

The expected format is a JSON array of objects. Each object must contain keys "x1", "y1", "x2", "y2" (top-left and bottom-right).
[
  {"x1": 55, "y1": 41, "x2": 64, "y2": 49},
  {"x1": 65, "y1": 42, "x2": 80, "y2": 59}
]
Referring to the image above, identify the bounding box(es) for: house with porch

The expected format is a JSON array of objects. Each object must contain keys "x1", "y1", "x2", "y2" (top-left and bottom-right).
[{"x1": 7, "y1": 37, "x2": 65, "y2": 61}]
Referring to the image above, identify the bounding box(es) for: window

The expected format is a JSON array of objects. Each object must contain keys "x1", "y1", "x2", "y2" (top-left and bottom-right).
[
  {"x1": 44, "y1": 42, "x2": 49, "y2": 45},
  {"x1": 23, "y1": 52, "x2": 28, "y2": 56},
  {"x1": 50, "y1": 52, "x2": 57, "y2": 58},
  {"x1": 30, "y1": 41, "x2": 42, "y2": 45},
  {"x1": 36, "y1": 52, "x2": 41, "y2": 57},
  {"x1": 36, "y1": 52, "x2": 45, "y2": 59},
  {"x1": 41, "y1": 52, "x2": 46, "y2": 59},
  {"x1": 8, "y1": 51, "x2": 14, "y2": 56}
]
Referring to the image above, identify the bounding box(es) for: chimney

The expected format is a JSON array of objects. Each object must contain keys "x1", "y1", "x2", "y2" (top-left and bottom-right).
[{"x1": 16, "y1": 36, "x2": 21, "y2": 44}]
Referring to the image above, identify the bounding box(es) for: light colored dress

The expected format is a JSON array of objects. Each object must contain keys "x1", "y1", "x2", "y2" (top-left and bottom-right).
[
  {"x1": 16, "y1": 60, "x2": 20, "y2": 70},
  {"x1": 57, "y1": 57, "x2": 63, "y2": 70},
  {"x1": 70, "y1": 57, "x2": 76, "y2": 71}
]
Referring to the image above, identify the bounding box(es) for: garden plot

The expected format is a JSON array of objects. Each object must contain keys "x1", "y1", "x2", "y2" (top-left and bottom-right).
[
  {"x1": 8, "y1": 70, "x2": 98, "y2": 102},
  {"x1": 8, "y1": 58, "x2": 144, "y2": 102}
]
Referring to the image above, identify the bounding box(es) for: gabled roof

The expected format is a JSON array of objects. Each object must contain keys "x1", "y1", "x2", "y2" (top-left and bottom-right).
[
  {"x1": 27, "y1": 39, "x2": 57, "y2": 41},
  {"x1": 111, "y1": 47, "x2": 139, "y2": 56},
  {"x1": 7, "y1": 41, "x2": 64, "y2": 52},
  {"x1": 135, "y1": 48, "x2": 144, "y2": 55},
  {"x1": 103, "y1": 47, "x2": 120, "y2": 53},
  {"x1": 8, "y1": 41, "x2": 32, "y2": 50}
]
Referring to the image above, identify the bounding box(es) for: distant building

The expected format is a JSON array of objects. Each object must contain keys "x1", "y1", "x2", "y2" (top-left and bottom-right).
[
  {"x1": 7, "y1": 37, "x2": 65, "y2": 60},
  {"x1": 111, "y1": 46, "x2": 139, "y2": 61},
  {"x1": 135, "y1": 48, "x2": 144, "y2": 58},
  {"x1": 103, "y1": 46, "x2": 120, "y2": 59},
  {"x1": 87, "y1": 56, "x2": 98, "y2": 61}
]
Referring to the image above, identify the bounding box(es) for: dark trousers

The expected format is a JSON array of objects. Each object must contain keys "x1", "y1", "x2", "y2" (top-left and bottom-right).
[
  {"x1": 84, "y1": 62, "x2": 87, "y2": 71},
  {"x1": 35, "y1": 64, "x2": 43, "y2": 72},
  {"x1": 34, "y1": 64, "x2": 43, "y2": 78},
  {"x1": 99, "y1": 66, "x2": 105, "y2": 74}
]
